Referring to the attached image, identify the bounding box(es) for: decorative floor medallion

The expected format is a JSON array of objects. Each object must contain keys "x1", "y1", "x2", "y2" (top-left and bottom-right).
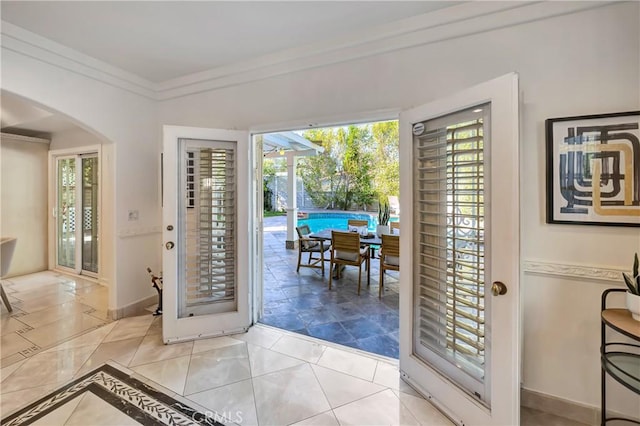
[{"x1": 2, "y1": 363, "x2": 226, "y2": 426}]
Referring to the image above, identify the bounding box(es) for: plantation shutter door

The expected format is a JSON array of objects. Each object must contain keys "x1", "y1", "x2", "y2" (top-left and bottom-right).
[
  {"x1": 413, "y1": 104, "x2": 491, "y2": 403},
  {"x1": 180, "y1": 140, "x2": 237, "y2": 318}
]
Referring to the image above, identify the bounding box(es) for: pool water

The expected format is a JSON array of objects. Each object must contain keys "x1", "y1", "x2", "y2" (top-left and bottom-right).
[{"x1": 298, "y1": 212, "x2": 397, "y2": 233}]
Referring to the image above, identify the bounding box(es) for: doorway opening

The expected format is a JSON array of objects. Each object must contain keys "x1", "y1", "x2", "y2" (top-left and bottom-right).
[{"x1": 258, "y1": 121, "x2": 400, "y2": 358}]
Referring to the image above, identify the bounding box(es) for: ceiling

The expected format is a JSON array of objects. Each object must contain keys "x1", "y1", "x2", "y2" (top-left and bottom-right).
[{"x1": 1, "y1": 1, "x2": 459, "y2": 83}]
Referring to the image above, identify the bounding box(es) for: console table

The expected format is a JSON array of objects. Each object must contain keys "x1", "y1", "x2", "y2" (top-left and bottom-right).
[{"x1": 601, "y1": 288, "x2": 640, "y2": 425}]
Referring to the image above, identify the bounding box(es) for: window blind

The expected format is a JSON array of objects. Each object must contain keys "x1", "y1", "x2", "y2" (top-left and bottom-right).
[
  {"x1": 414, "y1": 116, "x2": 486, "y2": 388},
  {"x1": 182, "y1": 145, "x2": 237, "y2": 317}
]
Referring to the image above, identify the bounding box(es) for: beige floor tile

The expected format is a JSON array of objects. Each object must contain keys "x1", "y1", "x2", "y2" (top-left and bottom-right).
[
  {"x1": 1, "y1": 333, "x2": 38, "y2": 359},
  {"x1": 332, "y1": 389, "x2": 420, "y2": 426},
  {"x1": 0, "y1": 352, "x2": 27, "y2": 368},
  {"x1": 74, "y1": 286, "x2": 109, "y2": 309},
  {"x1": 1, "y1": 357, "x2": 26, "y2": 382},
  {"x1": 310, "y1": 364, "x2": 386, "y2": 408},
  {"x1": 247, "y1": 343, "x2": 305, "y2": 377},
  {"x1": 373, "y1": 360, "x2": 401, "y2": 389},
  {"x1": 74, "y1": 336, "x2": 144, "y2": 378},
  {"x1": 184, "y1": 343, "x2": 251, "y2": 395},
  {"x1": 0, "y1": 316, "x2": 30, "y2": 335},
  {"x1": 42, "y1": 321, "x2": 115, "y2": 353},
  {"x1": 187, "y1": 379, "x2": 258, "y2": 426},
  {"x1": 192, "y1": 335, "x2": 244, "y2": 354},
  {"x1": 128, "y1": 333, "x2": 193, "y2": 367},
  {"x1": 291, "y1": 410, "x2": 340, "y2": 426},
  {"x1": 6, "y1": 272, "x2": 67, "y2": 288},
  {"x1": 14, "y1": 291, "x2": 77, "y2": 314},
  {"x1": 317, "y1": 346, "x2": 378, "y2": 381},
  {"x1": 1, "y1": 345, "x2": 96, "y2": 393},
  {"x1": 15, "y1": 301, "x2": 90, "y2": 328},
  {"x1": 131, "y1": 355, "x2": 191, "y2": 395},
  {"x1": 0, "y1": 384, "x2": 56, "y2": 417},
  {"x1": 271, "y1": 334, "x2": 327, "y2": 363},
  {"x1": 103, "y1": 315, "x2": 154, "y2": 343},
  {"x1": 30, "y1": 393, "x2": 84, "y2": 425},
  {"x1": 20, "y1": 312, "x2": 107, "y2": 348},
  {"x1": 521, "y1": 407, "x2": 591, "y2": 426},
  {"x1": 65, "y1": 392, "x2": 143, "y2": 425},
  {"x1": 252, "y1": 364, "x2": 330, "y2": 426},
  {"x1": 233, "y1": 325, "x2": 283, "y2": 349},
  {"x1": 394, "y1": 389, "x2": 453, "y2": 425},
  {"x1": 145, "y1": 316, "x2": 163, "y2": 336}
]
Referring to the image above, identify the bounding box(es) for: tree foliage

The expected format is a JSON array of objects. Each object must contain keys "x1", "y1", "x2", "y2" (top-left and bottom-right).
[{"x1": 297, "y1": 121, "x2": 399, "y2": 210}]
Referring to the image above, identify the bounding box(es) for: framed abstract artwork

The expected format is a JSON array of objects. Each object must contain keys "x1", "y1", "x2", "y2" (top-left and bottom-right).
[{"x1": 546, "y1": 111, "x2": 640, "y2": 226}]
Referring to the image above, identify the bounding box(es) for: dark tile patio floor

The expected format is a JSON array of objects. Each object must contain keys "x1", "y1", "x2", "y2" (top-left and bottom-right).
[{"x1": 261, "y1": 215, "x2": 400, "y2": 358}]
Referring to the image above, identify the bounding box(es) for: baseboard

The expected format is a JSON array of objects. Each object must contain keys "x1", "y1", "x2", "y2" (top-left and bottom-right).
[
  {"x1": 521, "y1": 388, "x2": 600, "y2": 425},
  {"x1": 108, "y1": 295, "x2": 158, "y2": 320}
]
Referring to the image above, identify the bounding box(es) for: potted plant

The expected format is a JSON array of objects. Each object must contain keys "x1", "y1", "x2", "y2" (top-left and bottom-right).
[
  {"x1": 623, "y1": 253, "x2": 640, "y2": 321},
  {"x1": 377, "y1": 201, "x2": 390, "y2": 237}
]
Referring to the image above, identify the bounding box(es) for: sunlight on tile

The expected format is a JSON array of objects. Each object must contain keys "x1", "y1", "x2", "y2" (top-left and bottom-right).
[
  {"x1": 270, "y1": 334, "x2": 327, "y2": 363},
  {"x1": 184, "y1": 344, "x2": 251, "y2": 395},
  {"x1": 252, "y1": 364, "x2": 330, "y2": 425},
  {"x1": 332, "y1": 389, "x2": 421, "y2": 426},
  {"x1": 310, "y1": 364, "x2": 386, "y2": 408},
  {"x1": 233, "y1": 325, "x2": 283, "y2": 349},
  {"x1": 187, "y1": 379, "x2": 258, "y2": 426},
  {"x1": 317, "y1": 346, "x2": 378, "y2": 381},
  {"x1": 131, "y1": 355, "x2": 191, "y2": 395}
]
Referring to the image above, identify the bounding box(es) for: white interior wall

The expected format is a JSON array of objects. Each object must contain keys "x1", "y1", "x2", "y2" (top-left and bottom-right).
[
  {"x1": 158, "y1": 2, "x2": 640, "y2": 417},
  {"x1": 1, "y1": 49, "x2": 160, "y2": 313},
  {"x1": 0, "y1": 134, "x2": 49, "y2": 276},
  {"x1": 50, "y1": 126, "x2": 102, "y2": 150}
]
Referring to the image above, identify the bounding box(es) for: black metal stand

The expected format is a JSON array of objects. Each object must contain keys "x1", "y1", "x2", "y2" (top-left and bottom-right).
[
  {"x1": 600, "y1": 288, "x2": 640, "y2": 425},
  {"x1": 146, "y1": 267, "x2": 163, "y2": 316}
]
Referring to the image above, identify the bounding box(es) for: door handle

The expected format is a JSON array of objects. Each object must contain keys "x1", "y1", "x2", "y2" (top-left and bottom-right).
[
  {"x1": 491, "y1": 281, "x2": 507, "y2": 296},
  {"x1": 165, "y1": 241, "x2": 175, "y2": 250}
]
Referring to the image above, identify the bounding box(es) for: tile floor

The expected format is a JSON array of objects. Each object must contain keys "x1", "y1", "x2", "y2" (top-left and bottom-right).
[
  {"x1": 1, "y1": 314, "x2": 453, "y2": 425},
  {"x1": 0, "y1": 271, "x2": 589, "y2": 425},
  {"x1": 261, "y1": 215, "x2": 400, "y2": 358},
  {"x1": 0, "y1": 271, "x2": 110, "y2": 368}
]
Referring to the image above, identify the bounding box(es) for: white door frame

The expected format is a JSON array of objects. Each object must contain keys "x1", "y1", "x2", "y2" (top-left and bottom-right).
[{"x1": 398, "y1": 73, "x2": 520, "y2": 425}]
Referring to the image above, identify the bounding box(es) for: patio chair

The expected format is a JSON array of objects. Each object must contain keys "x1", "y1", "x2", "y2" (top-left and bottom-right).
[
  {"x1": 347, "y1": 219, "x2": 368, "y2": 228},
  {"x1": 388, "y1": 195, "x2": 400, "y2": 215},
  {"x1": 296, "y1": 225, "x2": 331, "y2": 276},
  {"x1": 328, "y1": 231, "x2": 370, "y2": 295},
  {"x1": 0, "y1": 237, "x2": 17, "y2": 312},
  {"x1": 379, "y1": 234, "x2": 399, "y2": 298},
  {"x1": 390, "y1": 221, "x2": 400, "y2": 234}
]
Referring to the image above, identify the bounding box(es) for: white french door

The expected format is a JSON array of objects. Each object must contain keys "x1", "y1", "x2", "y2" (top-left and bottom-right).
[
  {"x1": 53, "y1": 151, "x2": 100, "y2": 276},
  {"x1": 162, "y1": 126, "x2": 252, "y2": 343},
  {"x1": 398, "y1": 73, "x2": 520, "y2": 425}
]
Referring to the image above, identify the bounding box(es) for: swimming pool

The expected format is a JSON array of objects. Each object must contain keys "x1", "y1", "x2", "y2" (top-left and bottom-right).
[{"x1": 298, "y1": 212, "x2": 397, "y2": 233}]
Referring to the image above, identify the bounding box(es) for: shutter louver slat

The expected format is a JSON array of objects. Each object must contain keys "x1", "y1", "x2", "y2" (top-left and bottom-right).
[
  {"x1": 414, "y1": 117, "x2": 486, "y2": 384},
  {"x1": 182, "y1": 144, "x2": 237, "y2": 317}
]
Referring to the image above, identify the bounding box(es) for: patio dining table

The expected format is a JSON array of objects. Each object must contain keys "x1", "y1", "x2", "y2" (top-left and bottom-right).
[{"x1": 309, "y1": 228, "x2": 382, "y2": 258}]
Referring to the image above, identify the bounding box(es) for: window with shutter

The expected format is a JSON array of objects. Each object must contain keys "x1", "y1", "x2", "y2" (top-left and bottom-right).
[
  {"x1": 180, "y1": 141, "x2": 237, "y2": 318},
  {"x1": 413, "y1": 104, "x2": 491, "y2": 403}
]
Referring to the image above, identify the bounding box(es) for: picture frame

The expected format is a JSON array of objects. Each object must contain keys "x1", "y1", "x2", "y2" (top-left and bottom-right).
[{"x1": 546, "y1": 111, "x2": 640, "y2": 226}]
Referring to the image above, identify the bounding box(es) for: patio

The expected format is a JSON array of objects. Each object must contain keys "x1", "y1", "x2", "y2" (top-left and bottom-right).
[{"x1": 261, "y1": 214, "x2": 400, "y2": 358}]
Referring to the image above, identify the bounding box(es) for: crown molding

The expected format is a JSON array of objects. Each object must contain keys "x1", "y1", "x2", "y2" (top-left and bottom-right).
[
  {"x1": 523, "y1": 259, "x2": 626, "y2": 283},
  {"x1": 155, "y1": 1, "x2": 612, "y2": 100},
  {"x1": 1, "y1": 21, "x2": 157, "y2": 100},
  {"x1": 0, "y1": 132, "x2": 50, "y2": 144},
  {"x1": 1, "y1": 1, "x2": 613, "y2": 102}
]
